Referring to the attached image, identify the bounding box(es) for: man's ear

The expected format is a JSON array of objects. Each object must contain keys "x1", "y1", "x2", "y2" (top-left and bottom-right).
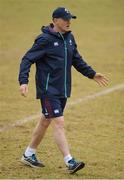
[{"x1": 53, "y1": 18, "x2": 57, "y2": 23}]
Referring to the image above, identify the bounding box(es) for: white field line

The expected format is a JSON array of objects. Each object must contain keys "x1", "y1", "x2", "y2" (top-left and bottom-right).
[
  {"x1": 0, "y1": 83, "x2": 124, "y2": 133},
  {"x1": 68, "y1": 83, "x2": 124, "y2": 106}
]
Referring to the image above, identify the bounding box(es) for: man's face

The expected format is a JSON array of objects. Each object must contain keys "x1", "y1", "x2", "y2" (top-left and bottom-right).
[{"x1": 53, "y1": 18, "x2": 71, "y2": 32}]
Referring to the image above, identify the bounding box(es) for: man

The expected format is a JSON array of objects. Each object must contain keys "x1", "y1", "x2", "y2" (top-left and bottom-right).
[{"x1": 18, "y1": 7, "x2": 108, "y2": 174}]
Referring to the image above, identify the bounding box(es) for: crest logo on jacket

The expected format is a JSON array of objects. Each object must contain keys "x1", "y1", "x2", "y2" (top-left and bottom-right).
[
  {"x1": 54, "y1": 42, "x2": 59, "y2": 46},
  {"x1": 65, "y1": 8, "x2": 70, "y2": 14},
  {"x1": 69, "y1": 39, "x2": 72, "y2": 45}
]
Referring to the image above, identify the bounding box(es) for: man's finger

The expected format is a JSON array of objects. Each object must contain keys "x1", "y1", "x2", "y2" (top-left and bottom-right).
[
  {"x1": 96, "y1": 80, "x2": 103, "y2": 87},
  {"x1": 96, "y1": 79, "x2": 108, "y2": 87},
  {"x1": 101, "y1": 79, "x2": 108, "y2": 86},
  {"x1": 25, "y1": 87, "x2": 28, "y2": 94},
  {"x1": 102, "y1": 76, "x2": 109, "y2": 83},
  {"x1": 21, "y1": 90, "x2": 27, "y2": 97}
]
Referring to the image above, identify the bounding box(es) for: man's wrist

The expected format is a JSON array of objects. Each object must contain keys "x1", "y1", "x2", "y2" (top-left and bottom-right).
[
  {"x1": 19, "y1": 81, "x2": 28, "y2": 86},
  {"x1": 88, "y1": 71, "x2": 96, "y2": 79}
]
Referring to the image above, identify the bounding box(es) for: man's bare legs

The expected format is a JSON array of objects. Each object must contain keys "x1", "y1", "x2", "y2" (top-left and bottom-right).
[
  {"x1": 24, "y1": 115, "x2": 71, "y2": 161},
  {"x1": 22, "y1": 114, "x2": 85, "y2": 173},
  {"x1": 27, "y1": 115, "x2": 70, "y2": 155}
]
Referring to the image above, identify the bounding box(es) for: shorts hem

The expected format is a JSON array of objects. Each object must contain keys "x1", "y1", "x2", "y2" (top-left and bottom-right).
[{"x1": 42, "y1": 112, "x2": 63, "y2": 119}]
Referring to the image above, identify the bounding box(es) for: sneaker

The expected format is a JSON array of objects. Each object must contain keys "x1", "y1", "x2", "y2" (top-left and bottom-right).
[
  {"x1": 21, "y1": 154, "x2": 45, "y2": 168},
  {"x1": 68, "y1": 158, "x2": 85, "y2": 174}
]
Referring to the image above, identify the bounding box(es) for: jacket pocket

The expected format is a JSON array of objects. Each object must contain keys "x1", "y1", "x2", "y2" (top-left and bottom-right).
[{"x1": 45, "y1": 72, "x2": 50, "y2": 91}]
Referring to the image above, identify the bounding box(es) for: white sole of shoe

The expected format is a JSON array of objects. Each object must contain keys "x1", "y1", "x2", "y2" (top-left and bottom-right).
[{"x1": 21, "y1": 157, "x2": 40, "y2": 168}]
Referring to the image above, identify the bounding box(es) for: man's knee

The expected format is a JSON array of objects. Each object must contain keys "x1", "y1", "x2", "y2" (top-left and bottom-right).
[
  {"x1": 53, "y1": 116, "x2": 65, "y2": 129},
  {"x1": 40, "y1": 115, "x2": 51, "y2": 128}
]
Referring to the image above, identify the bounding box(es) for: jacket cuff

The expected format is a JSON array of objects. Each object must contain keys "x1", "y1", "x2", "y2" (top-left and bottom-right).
[
  {"x1": 88, "y1": 71, "x2": 96, "y2": 79},
  {"x1": 19, "y1": 80, "x2": 28, "y2": 85}
]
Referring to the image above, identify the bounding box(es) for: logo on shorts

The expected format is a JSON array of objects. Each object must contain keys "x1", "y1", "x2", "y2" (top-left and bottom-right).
[
  {"x1": 54, "y1": 109, "x2": 59, "y2": 114},
  {"x1": 54, "y1": 42, "x2": 59, "y2": 46}
]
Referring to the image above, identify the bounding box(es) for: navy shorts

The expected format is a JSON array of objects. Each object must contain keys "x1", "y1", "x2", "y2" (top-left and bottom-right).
[{"x1": 40, "y1": 96, "x2": 67, "y2": 118}]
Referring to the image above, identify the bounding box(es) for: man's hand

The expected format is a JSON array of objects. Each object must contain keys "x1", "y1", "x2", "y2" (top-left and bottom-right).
[
  {"x1": 93, "y1": 73, "x2": 109, "y2": 87},
  {"x1": 20, "y1": 84, "x2": 28, "y2": 97}
]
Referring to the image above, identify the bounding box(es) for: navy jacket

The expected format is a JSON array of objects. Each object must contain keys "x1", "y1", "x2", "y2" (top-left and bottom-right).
[{"x1": 18, "y1": 24, "x2": 96, "y2": 99}]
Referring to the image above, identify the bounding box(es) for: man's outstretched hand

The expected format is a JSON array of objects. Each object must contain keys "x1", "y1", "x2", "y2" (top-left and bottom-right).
[
  {"x1": 93, "y1": 73, "x2": 109, "y2": 87},
  {"x1": 20, "y1": 84, "x2": 28, "y2": 97}
]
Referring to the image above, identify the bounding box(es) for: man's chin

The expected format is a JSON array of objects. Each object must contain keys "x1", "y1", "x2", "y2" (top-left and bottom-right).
[{"x1": 63, "y1": 28, "x2": 70, "y2": 32}]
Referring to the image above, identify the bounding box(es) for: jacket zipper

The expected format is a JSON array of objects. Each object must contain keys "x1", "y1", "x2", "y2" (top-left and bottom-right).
[
  {"x1": 59, "y1": 33, "x2": 67, "y2": 98},
  {"x1": 45, "y1": 72, "x2": 50, "y2": 91}
]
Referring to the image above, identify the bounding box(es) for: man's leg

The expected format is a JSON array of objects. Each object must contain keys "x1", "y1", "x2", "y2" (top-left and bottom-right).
[
  {"x1": 51, "y1": 115, "x2": 85, "y2": 174},
  {"x1": 21, "y1": 114, "x2": 51, "y2": 167},
  {"x1": 51, "y1": 116, "x2": 70, "y2": 157},
  {"x1": 29, "y1": 114, "x2": 51, "y2": 149}
]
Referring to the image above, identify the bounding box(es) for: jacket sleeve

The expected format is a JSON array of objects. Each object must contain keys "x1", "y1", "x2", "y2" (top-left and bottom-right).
[
  {"x1": 18, "y1": 36, "x2": 48, "y2": 85},
  {"x1": 72, "y1": 36, "x2": 96, "y2": 79}
]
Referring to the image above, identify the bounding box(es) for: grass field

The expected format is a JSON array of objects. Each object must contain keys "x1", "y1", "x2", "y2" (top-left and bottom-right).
[{"x1": 0, "y1": 0, "x2": 124, "y2": 179}]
